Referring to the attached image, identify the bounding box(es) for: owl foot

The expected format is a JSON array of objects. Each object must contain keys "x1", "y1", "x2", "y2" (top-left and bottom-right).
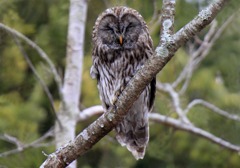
[
  {"x1": 110, "y1": 95, "x2": 118, "y2": 105},
  {"x1": 110, "y1": 88, "x2": 123, "y2": 105},
  {"x1": 113, "y1": 85, "x2": 126, "y2": 104}
]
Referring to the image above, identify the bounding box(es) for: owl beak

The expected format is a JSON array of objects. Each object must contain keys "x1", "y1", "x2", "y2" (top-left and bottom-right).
[{"x1": 119, "y1": 35, "x2": 123, "y2": 45}]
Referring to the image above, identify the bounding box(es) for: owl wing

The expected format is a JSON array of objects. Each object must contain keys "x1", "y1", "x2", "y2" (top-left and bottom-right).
[
  {"x1": 90, "y1": 54, "x2": 111, "y2": 111},
  {"x1": 90, "y1": 65, "x2": 98, "y2": 79},
  {"x1": 90, "y1": 55, "x2": 99, "y2": 79},
  {"x1": 149, "y1": 77, "x2": 156, "y2": 111}
]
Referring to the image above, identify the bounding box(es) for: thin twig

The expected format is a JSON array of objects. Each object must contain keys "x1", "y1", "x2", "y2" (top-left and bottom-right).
[
  {"x1": 184, "y1": 99, "x2": 240, "y2": 121},
  {"x1": 78, "y1": 105, "x2": 103, "y2": 121},
  {"x1": 0, "y1": 23, "x2": 63, "y2": 99},
  {"x1": 0, "y1": 129, "x2": 54, "y2": 158},
  {"x1": 173, "y1": 11, "x2": 236, "y2": 92},
  {"x1": 11, "y1": 34, "x2": 62, "y2": 127},
  {"x1": 149, "y1": 0, "x2": 159, "y2": 25},
  {"x1": 149, "y1": 113, "x2": 240, "y2": 152},
  {"x1": 0, "y1": 134, "x2": 23, "y2": 149},
  {"x1": 77, "y1": 105, "x2": 240, "y2": 153},
  {"x1": 172, "y1": 20, "x2": 218, "y2": 90},
  {"x1": 156, "y1": 82, "x2": 191, "y2": 124}
]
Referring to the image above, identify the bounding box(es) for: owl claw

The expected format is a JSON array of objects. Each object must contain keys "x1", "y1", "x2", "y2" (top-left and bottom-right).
[
  {"x1": 120, "y1": 85, "x2": 125, "y2": 92},
  {"x1": 110, "y1": 95, "x2": 117, "y2": 105},
  {"x1": 115, "y1": 90, "x2": 121, "y2": 97},
  {"x1": 110, "y1": 89, "x2": 123, "y2": 105},
  {"x1": 111, "y1": 85, "x2": 126, "y2": 105}
]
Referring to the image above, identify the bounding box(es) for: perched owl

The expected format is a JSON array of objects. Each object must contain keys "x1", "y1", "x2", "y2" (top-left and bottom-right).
[{"x1": 90, "y1": 6, "x2": 156, "y2": 160}]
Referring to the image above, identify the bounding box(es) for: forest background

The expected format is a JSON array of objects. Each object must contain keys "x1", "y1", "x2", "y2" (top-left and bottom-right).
[{"x1": 0, "y1": 0, "x2": 240, "y2": 167}]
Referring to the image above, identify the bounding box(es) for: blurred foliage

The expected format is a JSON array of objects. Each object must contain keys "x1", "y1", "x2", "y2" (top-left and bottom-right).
[{"x1": 0, "y1": 0, "x2": 240, "y2": 167}]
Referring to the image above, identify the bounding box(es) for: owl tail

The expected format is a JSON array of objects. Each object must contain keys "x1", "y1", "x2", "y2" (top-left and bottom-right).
[{"x1": 115, "y1": 120, "x2": 149, "y2": 160}]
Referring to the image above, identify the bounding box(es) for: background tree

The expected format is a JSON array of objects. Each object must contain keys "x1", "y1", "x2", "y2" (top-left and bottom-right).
[{"x1": 0, "y1": 0, "x2": 240, "y2": 167}]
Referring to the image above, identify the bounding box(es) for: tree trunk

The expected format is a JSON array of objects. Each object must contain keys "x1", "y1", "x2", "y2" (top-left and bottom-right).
[{"x1": 54, "y1": 0, "x2": 88, "y2": 168}]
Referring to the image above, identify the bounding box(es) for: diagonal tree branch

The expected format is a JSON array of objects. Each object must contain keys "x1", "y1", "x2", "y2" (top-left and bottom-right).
[
  {"x1": 11, "y1": 34, "x2": 62, "y2": 126},
  {"x1": 156, "y1": 82, "x2": 191, "y2": 124},
  {"x1": 148, "y1": 0, "x2": 159, "y2": 26},
  {"x1": 148, "y1": 113, "x2": 240, "y2": 152},
  {"x1": 184, "y1": 99, "x2": 240, "y2": 122},
  {"x1": 172, "y1": 8, "x2": 236, "y2": 93},
  {"x1": 78, "y1": 105, "x2": 103, "y2": 121},
  {"x1": 41, "y1": 0, "x2": 229, "y2": 167},
  {"x1": 174, "y1": 20, "x2": 218, "y2": 93},
  {"x1": 0, "y1": 23, "x2": 63, "y2": 99},
  {"x1": 80, "y1": 105, "x2": 240, "y2": 153},
  {"x1": 0, "y1": 129, "x2": 54, "y2": 158}
]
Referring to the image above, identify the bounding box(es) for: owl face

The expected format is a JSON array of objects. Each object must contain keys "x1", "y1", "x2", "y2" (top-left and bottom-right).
[{"x1": 94, "y1": 7, "x2": 146, "y2": 50}]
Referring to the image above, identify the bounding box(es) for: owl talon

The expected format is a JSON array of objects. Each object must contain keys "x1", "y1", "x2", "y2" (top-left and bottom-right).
[
  {"x1": 120, "y1": 85, "x2": 125, "y2": 93},
  {"x1": 110, "y1": 95, "x2": 118, "y2": 105},
  {"x1": 115, "y1": 90, "x2": 121, "y2": 97},
  {"x1": 112, "y1": 88, "x2": 123, "y2": 105}
]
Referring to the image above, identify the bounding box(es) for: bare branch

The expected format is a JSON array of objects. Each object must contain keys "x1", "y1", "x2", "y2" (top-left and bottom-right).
[
  {"x1": 11, "y1": 34, "x2": 62, "y2": 127},
  {"x1": 0, "y1": 23, "x2": 63, "y2": 99},
  {"x1": 78, "y1": 105, "x2": 103, "y2": 122},
  {"x1": 0, "y1": 134, "x2": 23, "y2": 149},
  {"x1": 172, "y1": 20, "x2": 218, "y2": 90},
  {"x1": 149, "y1": 113, "x2": 240, "y2": 152},
  {"x1": 159, "y1": 0, "x2": 175, "y2": 43},
  {"x1": 149, "y1": 18, "x2": 162, "y2": 35},
  {"x1": 173, "y1": 10, "x2": 236, "y2": 91},
  {"x1": 173, "y1": 0, "x2": 228, "y2": 45},
  {"x1": 149, "y1": 0, "x2": 159, "y2": 26},
  {"x1": 156, "y1": 82, "x2": 191, "y2": 124},
  {"x1": 76, "y1": 105, "x2": 240, "y2": 154},
  {"x1": 193, "y1": 12, "x2": 236, "y2": 67},
  {"x1": 0, "y1": 129, "x2": 54, "y2": 158},
  {"x1": 184, "y1": 99, "x2": 240, "y2": 122},
  {"x1": 148, "y1": 0, "x2": 162, "y2": 36}
]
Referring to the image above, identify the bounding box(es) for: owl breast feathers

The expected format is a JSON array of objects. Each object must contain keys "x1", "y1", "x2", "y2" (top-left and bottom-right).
[{"x1": 91, "y1": 6, "x2": 156, "y2": 160}]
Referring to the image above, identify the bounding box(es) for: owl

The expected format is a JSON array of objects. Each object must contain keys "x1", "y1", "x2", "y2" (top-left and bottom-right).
[{"x1": 90, "y1": 6, "x2": 156, "y2": 160}]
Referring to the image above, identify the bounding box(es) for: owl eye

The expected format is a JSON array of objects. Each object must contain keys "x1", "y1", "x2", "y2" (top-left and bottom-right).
[
  {"x1": 99, "y1": 24, "x2": 113, "y2": 33},
  {"x1": 128, "y1": 23, "x2": 135, "y2": 28},
  {"x1": 126, "y1": 23, "x2": 137, "y2": 31},
  {"x1": 103, "y1": 25, "x2": 114, "y2": 32}
]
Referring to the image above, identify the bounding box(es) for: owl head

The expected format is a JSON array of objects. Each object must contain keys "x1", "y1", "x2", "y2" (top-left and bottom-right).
[{"x1": 92, "y1": 7, "x2": 150, "y2": 51}]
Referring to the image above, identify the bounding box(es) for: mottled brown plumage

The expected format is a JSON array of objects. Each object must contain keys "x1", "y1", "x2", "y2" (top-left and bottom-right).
[{"x1": 90, "y1": 6, "x2": 156, "y2": 159}]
